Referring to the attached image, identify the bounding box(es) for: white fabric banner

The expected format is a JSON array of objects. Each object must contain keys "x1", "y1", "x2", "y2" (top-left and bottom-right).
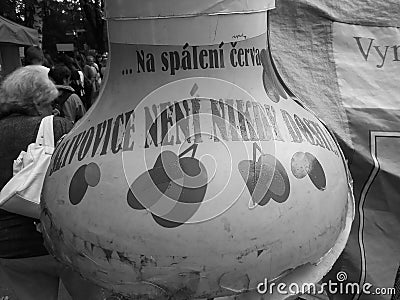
[{"x1": 333, "y1": 23, "x2": 400, "y2": 109}]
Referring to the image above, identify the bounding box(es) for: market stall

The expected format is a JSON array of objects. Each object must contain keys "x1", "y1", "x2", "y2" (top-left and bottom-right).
[{"x1": 0, "y1": 16, "x2": 39, "y2": 78}]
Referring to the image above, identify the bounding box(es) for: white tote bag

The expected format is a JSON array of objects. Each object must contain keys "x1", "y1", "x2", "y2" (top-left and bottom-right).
[{"x1": 0, "y1": 115, "x2": 54, "y2": 219}]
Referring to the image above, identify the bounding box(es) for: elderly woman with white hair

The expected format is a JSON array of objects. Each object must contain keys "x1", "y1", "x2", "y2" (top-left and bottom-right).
[
  {"x1": 0, "y1": 65, "x2": 73, "y2": 299},
  {"x1": 0, "y1": 66, "x2": 108, "y2": 300},
  {"x1": 0, "y1": 65, "x2": 112, "y2": 300}
]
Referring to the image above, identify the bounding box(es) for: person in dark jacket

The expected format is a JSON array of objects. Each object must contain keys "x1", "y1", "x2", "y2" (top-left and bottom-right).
[{"x1": 48, "y1": 65, "x2": 86, "y2": 124}]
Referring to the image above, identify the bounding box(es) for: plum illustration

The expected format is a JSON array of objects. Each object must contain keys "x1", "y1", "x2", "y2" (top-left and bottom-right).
[
  {"x1": 127, "y1": 151, "x2": 182, "y2": 210},
  {"x1": 291, "y1": 152, "x2": 310, "y2": 179},
  {"x1": 85, "y1": 163, "x2": 101, "y2": 187},
  {"x1": 69, "y1": 162, "x2": 101, "y2": 205},
  {"x1": 291, "y1": 152, "x2": 326, "y2": 191},
  {"x1": 305, "y1": 152, "x2": 326, "y2": 191},
  {"x1": 127, "y1": 144, "x2": 208, "y2": 228},
  {"x1": 238, "y1": 143, "x2": 290, "y2": 206}
]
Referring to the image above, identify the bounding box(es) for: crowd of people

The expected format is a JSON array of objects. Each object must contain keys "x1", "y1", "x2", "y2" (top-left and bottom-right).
[
  {"x1": 0, "y1": 47, "x2": 110, "y2": 299},
  {"x1": 24, "y1": 46, "x2": 108, "y2": 119}
]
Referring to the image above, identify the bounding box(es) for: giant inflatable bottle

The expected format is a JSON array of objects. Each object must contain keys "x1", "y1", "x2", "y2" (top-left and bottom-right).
[{"x1": 41, "y1": 0, "x2": 354, "y2": 299}]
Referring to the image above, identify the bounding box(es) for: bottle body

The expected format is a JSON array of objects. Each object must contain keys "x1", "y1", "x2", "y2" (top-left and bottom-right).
[{"x1": 41, "y1": 2, "x2": 353, "y2": 299}]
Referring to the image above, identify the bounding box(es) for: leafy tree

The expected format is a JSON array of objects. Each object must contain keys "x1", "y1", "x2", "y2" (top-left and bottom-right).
[
  {"x1": 79, "y1": 0, "x2": 106, "y2": 52},
  {"x1": 0, "y1": 0, "x2": 26, "y2": 23},
  {"x1": 0, "y1": 0, "x2": 106, "y2": 53}
]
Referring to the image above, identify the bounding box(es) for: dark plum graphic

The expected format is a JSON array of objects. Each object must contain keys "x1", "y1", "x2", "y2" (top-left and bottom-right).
[
  {"x1": 260, "y1": 49, "x2": 287, "y2": 103},
  {"x1": 305, "y1": 152, "x2": 326, "y2": 190},
  {"x1": 69, "y1": 166, "x2": 88, "y2": 205},
  {"x1": 238, "y1": 143, "x2": 290, "y2": 206},
  {"x1": 127, "y1": 144, "x2": 208, "y2": 228},
  {"x1": 69, "y1": 162, "x2": 101, "y2": 205},
  {"x1": 291, "y1": 152, "x2": 326, "y2": 191}
]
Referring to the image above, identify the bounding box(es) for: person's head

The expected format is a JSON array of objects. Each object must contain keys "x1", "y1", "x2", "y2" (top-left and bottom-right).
[
  {"x1": 25, "y1": 46, "x2": 45, "y2": 66},
  {"x1": 86, "y1": 55, "x2": 95, "y2": 66},
  {"x1": 0, "y1": 66, "x2": 58, "y2": 117},
  {"x1": 70, "y1": 69, "x2": 80, "y2": 81},
  {"x1": 44, "y1": 53, "x2": 54, "y2": 68},
  {"x1": 100, "y1": 54, "x2": 108, "y2": 66},
  {"x1": 48, "y1": 65, "x2": 72, "y2": 86}
]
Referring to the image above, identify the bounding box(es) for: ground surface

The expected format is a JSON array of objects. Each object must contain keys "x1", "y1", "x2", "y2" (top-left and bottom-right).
[
  {"x1": 0, "y1": 270, "x2": 16, "y2": 299},
  {"x1": 0, "y1": 270, "x2": 71, "y2": 300}
]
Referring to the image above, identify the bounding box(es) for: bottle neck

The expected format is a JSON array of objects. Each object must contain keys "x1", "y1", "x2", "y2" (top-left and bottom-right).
[
  {"x1": 106, "y1": 5, "x2": 271, "y2": 46},
  {"x1": 106, "y1": 0, "x2": 274, "y2": 19},
  {"x1": 99, "y1": 5, "x2": 281, "y2": 115}
]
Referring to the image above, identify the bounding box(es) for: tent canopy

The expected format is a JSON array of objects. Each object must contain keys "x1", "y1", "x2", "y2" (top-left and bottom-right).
[{"x1": 0, "y1": 15, "x2": 38, "y2": 46}]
